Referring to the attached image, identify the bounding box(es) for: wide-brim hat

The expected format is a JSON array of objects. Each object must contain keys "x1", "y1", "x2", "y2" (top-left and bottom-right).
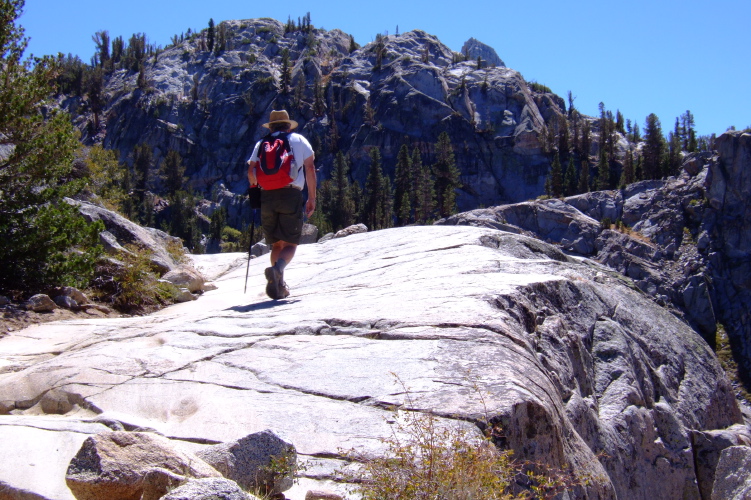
[{"x1": 262, "y1": 109, "x2": 298, "y2": 130}]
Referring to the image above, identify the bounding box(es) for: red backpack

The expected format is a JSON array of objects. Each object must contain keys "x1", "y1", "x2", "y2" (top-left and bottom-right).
[{"x1": 256, "y1": 132, "x2": 297, "y2": 190}]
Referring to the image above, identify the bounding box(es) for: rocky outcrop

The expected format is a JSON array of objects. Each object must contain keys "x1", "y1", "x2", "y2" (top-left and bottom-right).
[
  {"x1": 0, "y1": 225, "x2": 746, "y2": 499},
  {"x1": 438, "y1": 132, "x2": 751, "y2": 382},
  {"x1": 63, "y1": 19, "x2": 572, "y2": 219},
  {"x1": 161, "y1": 478, "x2": 260, "y2": 500}
]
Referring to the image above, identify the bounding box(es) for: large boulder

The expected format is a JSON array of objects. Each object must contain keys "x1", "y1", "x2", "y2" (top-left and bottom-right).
[
  {"x1": 65, "y1": 431, "x2": 220, "y2": 500},
  {"x1": 196, "y1": 430, "x2": 296, "y2": 495}
]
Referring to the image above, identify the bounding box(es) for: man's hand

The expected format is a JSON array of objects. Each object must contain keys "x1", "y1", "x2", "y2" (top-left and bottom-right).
[{"x1": 305, "y1": 198, "x2": 316, "y2": 218}]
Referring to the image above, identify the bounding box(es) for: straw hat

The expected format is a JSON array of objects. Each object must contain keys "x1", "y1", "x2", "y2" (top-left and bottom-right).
[{"x1": 262, "y1": 109, "x2": 298, "y2": 130}]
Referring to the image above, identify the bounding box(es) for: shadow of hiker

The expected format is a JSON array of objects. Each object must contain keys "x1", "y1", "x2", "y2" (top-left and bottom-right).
[{"x1": 226, "y1": 299, "x2": 300, "y2": 313}]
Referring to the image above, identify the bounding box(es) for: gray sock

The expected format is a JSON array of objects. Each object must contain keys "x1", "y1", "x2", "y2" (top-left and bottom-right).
[{"x1": 274, "y1": 258, "x2": 287, "y2": 274}]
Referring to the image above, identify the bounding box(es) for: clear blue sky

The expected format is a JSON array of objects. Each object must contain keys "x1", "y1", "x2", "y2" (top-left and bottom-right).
[{"x1": 20, "y1": 0, "x2": 750, "y2": 137}]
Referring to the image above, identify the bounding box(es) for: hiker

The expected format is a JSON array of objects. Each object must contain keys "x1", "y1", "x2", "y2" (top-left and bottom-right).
[{"x1": 247, "y1": 109, "x2": 316, "y2": 299}]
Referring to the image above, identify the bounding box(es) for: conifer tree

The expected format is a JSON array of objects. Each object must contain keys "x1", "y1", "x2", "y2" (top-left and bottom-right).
[
  {"x1": 393, "y1": 144, "x2": 413, "y2": 226},
  {"x1": 0, "y1": 0, "x2": 103, "y2": 292},
  {"x1": 160, "y1": 150, "x2": 186, "y2": 196},
  {"x1": 433, "y1": 132, "x2": 461, "y2": 217},
  {"x1": 667, "y1": 129, "x2": 682, "y2": 177},
  {"x1": 620, "y1": 148, "x2": 635, "y2": 187},
  {"x1": 596, "y1": 145, "x2": 610, "y2": 190},
  {"x1": 643, "y1": 113, "x2": 666, "y2": 180},
  {"x1": 578, "y1": 159, "x2": 590, "y2": 194},
  {"x1": 280, "y1": 48, "x2": 291, "y2": 94},
  {"x1": 546, "y1": 152, "x2": 563, "y2": 197},
  {"x1": 330, "y1": 151, "x2": 356, "y2": 231},
  {"x1": 413, "y1": 147, "x2": 435, "y2": 224},
  {"x1": 207, "y1": 18, "x2": 215, "y2": 53},
  {"x1": 563, "y1": 155, "x2": 578, "y2": 197},
  {"x1": 363, "y1": 147, "x2": 392, "y2": 230}
]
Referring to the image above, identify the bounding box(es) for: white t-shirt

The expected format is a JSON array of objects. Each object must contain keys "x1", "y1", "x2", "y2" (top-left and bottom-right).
[{"x1": 249, "y1": 131, "x2": 314, "y2": 190}]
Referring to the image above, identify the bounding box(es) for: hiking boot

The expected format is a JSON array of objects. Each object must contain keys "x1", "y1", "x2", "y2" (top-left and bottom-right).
[
  {"x1": 264, "y1": 266, "x2": 282, "y2": 300},
  {"x1": 278, "y1": 280, "x2": 290, "y2": 299}
]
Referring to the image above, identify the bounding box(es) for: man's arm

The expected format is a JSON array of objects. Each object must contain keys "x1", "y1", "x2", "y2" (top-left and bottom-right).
[
  {"x1": 304, "y1": 155, "x2": 316, "y2": 218},
  {"x1": 247, "y1": 160, "x2": 258, "y2": 186}
]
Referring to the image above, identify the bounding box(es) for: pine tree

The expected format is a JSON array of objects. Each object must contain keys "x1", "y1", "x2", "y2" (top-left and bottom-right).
[
  {"x1": 546, "y1": 152, "x2": 563, "y2": 197},
  {"x1": 620, "y1": 147, "x2": 635, "y2": 187},
  {"x1": 596, "y1": 145, "x2": 610, "y2": 190},
  {"x1": 0, "y1": 0, "x2": 103, "y2": 292},
  {"x1": 160, "y1": 150, "x2": 186, "y2": 196},
  {"x1": 643, "y1": 113, "x2": 666, "y2": 180},
  {"x1": 393, "y1": 144, "x2": 413, "y2": 226},
  {"x1": 578, "y1": 159, "x2": 590, "y2": 194},
  {"x1": 433, "y1": 132, "x2": 461, "y2": 217},
  {"x1": 563, "y1": 155, "x2": 578, "y2": 197},
  {"x1": 413, "y1": 147, "x2": 435, "y2": 224},
  {"x1": 280, "y1": 48, "x2": 291, "y2": 94},
  {"x1": 207, "y1": 19, "x2": 215, "y2": 53},
  {"x1": 330, "y1": 151, "x2": 356, "y2": 231},
  {"x1": 667, "y1": 129, "x2": 682, "y2": 177},
  {"x1": 363, "y1": 147, "x2": 392, "y2": 230}
]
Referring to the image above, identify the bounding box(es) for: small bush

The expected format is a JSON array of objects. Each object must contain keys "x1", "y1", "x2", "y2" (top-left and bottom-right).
[{"x1": 600, "y1": 217, "x2": 612, "y2": 230}]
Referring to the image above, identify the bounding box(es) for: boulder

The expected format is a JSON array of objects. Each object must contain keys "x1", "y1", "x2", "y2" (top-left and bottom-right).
[
  {"x1": 65, "y1": 431, "x2": 221, "y2": 500},
  {"x1": 161, "y1": 477, "x2": 259, "y2": 500},
  {"x1": 0, "y1": 295, "x2": 9, "y2": 306},
  {"x1": 692, "y1": 425, "x2": 751, "y2": 499},
  {"x1": 306, "y1": 490, "x2": 345, "y2": 500},
  {"x1": 24, "y1": 294, "x2": 56, "y2": 312},
  {"x1": 54, "y1": 294, "x2": 79, "y2": 310},
  {"x1": 162, "y1": 266, "x2": 206, "y2": 293},
  {"x1": 196, "y1": 429, "x2": 296, "y2": 495},
  {"x1": 334, "y1": 223, "x2": 368, "y2": 239},
  {"x1": 711, "y1": 446, "x2": 751, "y2": 500},
  {"x1": 70, "y1": 198, "x2": 184, "y2": 274}
]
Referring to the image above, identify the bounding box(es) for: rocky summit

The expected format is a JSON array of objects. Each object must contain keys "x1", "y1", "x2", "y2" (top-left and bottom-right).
[
  {"x1": 63, "y1": 18, "x2": 561, "y2": 223},
  {"x1": 1, "y1": 222, "x2": 749, "y2": 499}
]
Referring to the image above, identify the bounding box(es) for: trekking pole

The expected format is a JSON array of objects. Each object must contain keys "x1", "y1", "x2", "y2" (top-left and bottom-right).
[{"x1": 244, "y1": 209, "x2": 255, "y2": 294}]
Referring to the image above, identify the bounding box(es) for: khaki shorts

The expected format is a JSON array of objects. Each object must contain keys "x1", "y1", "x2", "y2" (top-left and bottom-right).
[{"x1": 260, "y1": 188, "x2": 303, "y2": 245}]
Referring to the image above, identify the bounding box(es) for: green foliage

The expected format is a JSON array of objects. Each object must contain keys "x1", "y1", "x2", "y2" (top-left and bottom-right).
[
  {"x1": 528, "y1": 81, "x2": 552, "y2": 94},
  {"x1": 166, "y1": 190, "x2": 203, "y2": 252},
  {"x1": 545, "y1": 152, "x2": 563, "y2": 197},
  {"x1": 413, "y1": 147, "x2": 436, "y2": 224},
  {"x1": 160, "y1": 149, "x2": 187, "y2": 196},
  {"x1": 563, "y1": 156, "x2": 578, "y2": 197},
  {"x1": 595, "y1": 146, "x2": 610, "y2": 190},
  {"x1": 642, "y1": 113, "x2": 666, "y2": 180},
  {"x1": 393, "y1": 144, "x2": 414, "y2": 226},
  {"x1": 219, "y1": 226, "x2": 242, "y2": 252},
  {"x1": 97, "y1": 244, "x2": 180, "y2": 313},
  {"x1": 328, "y1": 151, "x2": 357, "y2": 231},
  {"x1": 433, "y1": 132, "x2": 461, "y2": 218},
  {"x1": 0, "y1": 0, "x2": 104, "y2": 293},
  {"x1": 84, "y1": 145, "x2": 128, "y2": 210},
  {"x1": 363, "y1": 147, "x2": 393, "y2": 230}
]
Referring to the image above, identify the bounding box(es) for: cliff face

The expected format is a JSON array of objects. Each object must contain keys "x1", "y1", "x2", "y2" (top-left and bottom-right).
[
  {"x1": 62, "y1": 19, "x2": 575, "y2": 216},
  {"x1": 439, "y1": 131, "x2": 751, "y2": 396}
]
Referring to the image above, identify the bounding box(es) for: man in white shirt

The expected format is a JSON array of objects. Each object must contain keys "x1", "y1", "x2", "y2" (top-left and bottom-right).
[{"x1": 247, "y1": 110, "x2": 317, "y2": 299}]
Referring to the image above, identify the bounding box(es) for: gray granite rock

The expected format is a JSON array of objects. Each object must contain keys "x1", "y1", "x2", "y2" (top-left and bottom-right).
[
  {"x1": 197, "y1": 429, "x2": 296, "y2": 495},
  {"x1": 162, "y1": 477, "x2": 259, "y2": 500}
]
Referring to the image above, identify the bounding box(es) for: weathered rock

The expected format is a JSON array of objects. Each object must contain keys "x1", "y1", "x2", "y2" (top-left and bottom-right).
[
  {"x1": 711, "y1": 446, "x2": 751, "y2": 500},
  {"x1": 461, "y1": 37, "x2": 506, "y2": 67},
  {"x1": 306, "y1": 489, "x2": 345, "y2": 500},
  {"x1": 0, "y1": 295, "x2": 9, "y2": 306},
  {"x1": 334, "y1": 223, "x2": 368, "y2": 238},
  {"x1": 24, "y1": 294, "x2": 56, "y2": 312},
  {"x1": 69, "y1": 198, "x2": 184, "y2": 274},
  {"x1": 692, "y1": 425, "x2": 751, "y2": 499},
  {"x1": 54, "y1": 294, "x2": 79, "y2": 310},
  {"x1": 174, "y1": 288, "x2": 197, "y2": 303},
  {"x1": 196, "y1": 429, "x2": 296, "y2": 495},
  {"x1": 1, "y1": 225, "x2": 745, "y2": 499},
  {"x1": 65, "y1": 431, "x2": 220, "y2": 500},
  {"x1": 162, "y1": 266, "x2": 206, "y2": 293},
  {"x1": 300, "y1": 223, "x2": 319, "y2": 244},
  {"x1": 161, "y1": 477, "x2": 259, "y2": 500}
]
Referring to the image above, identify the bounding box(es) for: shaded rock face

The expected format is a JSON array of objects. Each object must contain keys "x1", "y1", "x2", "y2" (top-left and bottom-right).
[
  {"x1": 0, "y1": 225, "x2": 745, "y2": 499},
  {"x1": 63, "y1": 19, "x2": 569, "y2": 220},
  {"x1": 439, "y1": 132, "x2": 751, "y2": 382}
]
